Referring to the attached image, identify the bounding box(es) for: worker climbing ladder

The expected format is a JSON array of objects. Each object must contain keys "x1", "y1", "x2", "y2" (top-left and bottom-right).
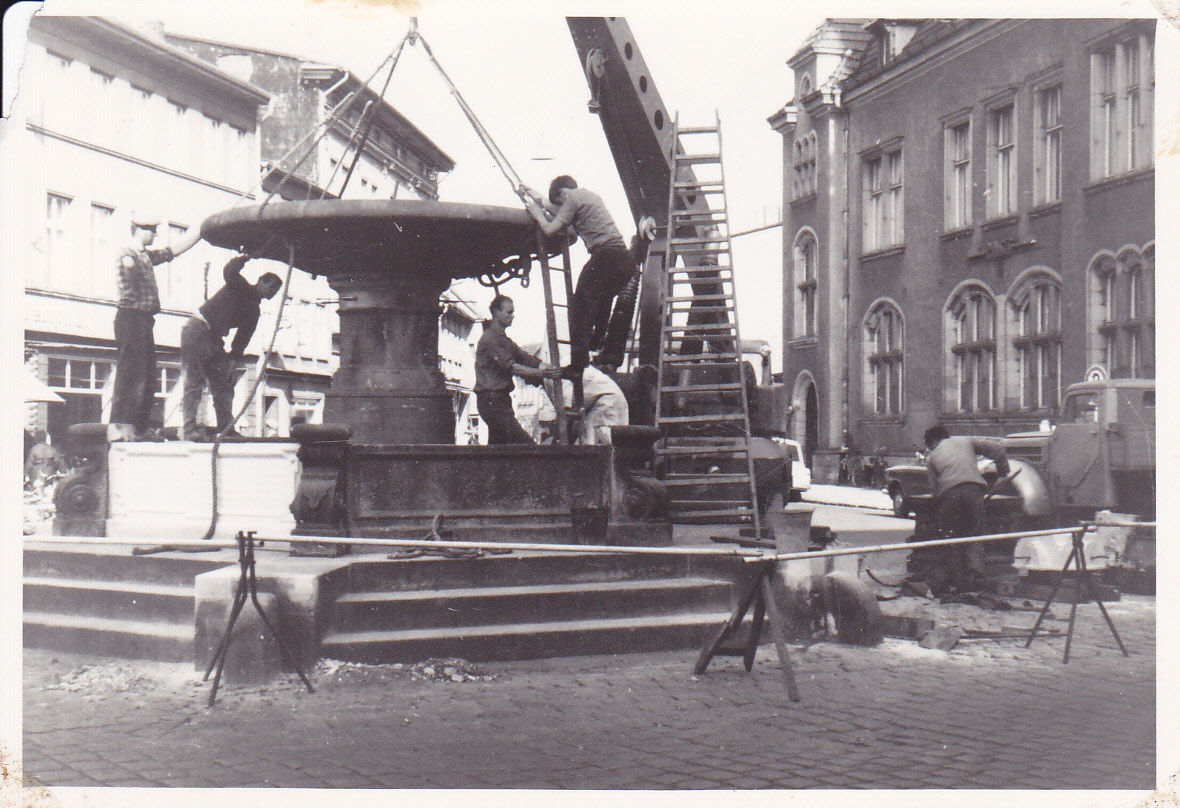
[{"x1": 654, "y1": 115, "x2": 761, "y2": 536}]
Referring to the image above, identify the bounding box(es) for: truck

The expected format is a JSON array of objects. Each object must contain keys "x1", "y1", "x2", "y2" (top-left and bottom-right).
[
  {"x1": 886, "y1": 377, "x2": 1155, "y2": 525},
  {"x1": 1002, "y1": 377, "x2": 1155, "y2": 523}
]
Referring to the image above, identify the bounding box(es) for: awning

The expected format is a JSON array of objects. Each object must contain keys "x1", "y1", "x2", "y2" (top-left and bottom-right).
[{"x1": 23, "y1": 368, "x2": 64, "y2": 403}]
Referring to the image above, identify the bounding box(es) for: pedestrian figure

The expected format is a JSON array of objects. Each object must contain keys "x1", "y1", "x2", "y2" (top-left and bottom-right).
[
  {"x1": 474, "y1": 295, "x2": 561, "y2": 444},
  {"x1": 110, "y1": 213, "x2": 201, "y2": 440},
  {"x1": 923, "y1": 425, "x2": 1011, "y2": 592},
  {"x1": 25, "y1": 430, "x2": 65, "y2": 488},
  {"x1": 180, "y1": 254, "x2": 283, "y2": 441},
  {"x1": 523, "y1": 176, "x2": 644, "y2": 376}
]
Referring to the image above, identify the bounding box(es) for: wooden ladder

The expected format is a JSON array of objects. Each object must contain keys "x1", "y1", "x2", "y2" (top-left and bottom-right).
[
  {"x1": 535, "y1": 233, "x2": 581, "y2": 444},
  {"x1": 654, "y1": 115, "x2": 761, "y2": 536}
]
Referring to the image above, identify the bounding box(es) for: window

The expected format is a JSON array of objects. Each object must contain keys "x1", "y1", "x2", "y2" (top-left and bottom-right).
[
  {"x1": 159, "y1": 224, "x2": 189, "y2": 306},
  {"x1": 47, "y1": 358, "x2": 111, "y2": 391},
  {"x1": 950, "y1": 287, "x2": 997, "y2": 412},
  {"x1": 792, "y1": 131, "x2": 817, "y2": 200},
  {"x1": 1034, "y1": 84, "x2": 1063, "y2": 205},
  {"x1": 45, "y1": 193, "x2": 73, "y2": 287},
  {"x1": 1013, "y1": 276, "x2": 1062, "y2": 410},
  {"x1": 945, "y1": 119, "x2": 972, "y2": 230},
  {"x1": 864, "y1": 147, "x2": 903, "y2": 251},
  {"x1": 89, "y1": 203, "x2": 115, "y2": 297},
  {"x1": 987, "y1": 103, "x2": 1016, "y2": 218},
  {"x1": 792, "y1": 231, "x2": 818, "y2": 338},
  {"x1": 865, "y1": 302, "x2": 903, "y2": 415},
  {"x1": 1091, "y1": 27, "x2": 1154, "y2": 180},
  {"x1": 1096, "y1": 247, "x2": 1154, "y2": 378}
]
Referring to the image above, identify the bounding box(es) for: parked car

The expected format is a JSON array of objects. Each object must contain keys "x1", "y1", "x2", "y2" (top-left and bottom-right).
[
  {"x1": 885, "y1": 455, "x2": 1016, "y2": 518},
  {"x1": 779, "y1": 438, "x2": 811, "y2": 501}
]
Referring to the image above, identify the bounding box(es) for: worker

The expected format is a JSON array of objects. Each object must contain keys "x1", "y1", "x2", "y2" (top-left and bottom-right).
[
  {"x1": 923, "y1": 425, "x2": 1011, "y2": 592},
  {"x1": 24, "y1": 430, "x2": 65, "y2": 488},
  {"x1": 549, "y1": 365, "x2": 629, "y2": 445},
  {"x1": 522, "y1": 176, "x2": 641, "y2": 376},
  {"x1": 180, "y1": 255, "x2": 284, "y2": 441},
  {"x1": 474, "y1": 294, "x2": 562, "y2": 444},
  {"x1": 109, "y1": 212, "x2": 202, "y2": 440}
]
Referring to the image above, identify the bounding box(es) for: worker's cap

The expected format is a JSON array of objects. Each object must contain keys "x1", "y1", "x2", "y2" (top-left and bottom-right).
[{"x1": 130, "y1": 212, "x2": 161, "y2": 228}]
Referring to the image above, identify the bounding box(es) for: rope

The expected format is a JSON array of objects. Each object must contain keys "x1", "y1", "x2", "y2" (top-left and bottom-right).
[
  {"x1": 220, "y1": 24, "x2": 419, "y2": 211},
  {"x1": 199, "y1": 243, "x2": 298, "y2": 542},
  {"x1": 414, "y1": 31, "x2": 527, "y2": 201}
]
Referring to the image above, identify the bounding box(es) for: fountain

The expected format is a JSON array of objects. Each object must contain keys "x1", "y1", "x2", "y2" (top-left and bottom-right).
[{"x1": 201, "y1": 198, "x2": 540, "y2": 445}]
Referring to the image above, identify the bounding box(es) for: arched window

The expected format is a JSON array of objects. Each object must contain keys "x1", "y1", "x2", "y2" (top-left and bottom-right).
[
  {"x1": 792, "y1": 231, "x2": 818, "y2": 338},
  {"x1": 1094, "y1": 245, "x2": 1154, "y2": 378},
  {"x1": 949, "y1": 286, "x2": 997, "y2": 412},
  {"x1": 1011, "y1": 272, "x2": 1062, "y2": 411},
  {"x1": 792, "y1": 130, "x2": 818, "y2": 200},
  {"x1": 864, "y1": 301, "x2": 903, "y2": 415}
]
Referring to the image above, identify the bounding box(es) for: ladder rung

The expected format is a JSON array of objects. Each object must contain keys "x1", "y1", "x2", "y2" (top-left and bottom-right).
[
  {"x1": 677, "y1": 126, "x2": 719, "y2": 135},
  {"x1": 672, "y1": 212, "x2": 726, "y2": 222},
  {"x1": 658, "y1": 413, "x2": 747, "y2": 424},
  {"x1": 663, "y1": 474, "x2": 752, "y2": 485},
  {"x1": 673, "y1": 264, "x2": 732, "y2": 271},
  {"x1": 675, "y1": 181, "x2": 724, "y2": 190},
  {"x1": 664, "y1": 323, "x2": 735, "y2": 333},
  {"x1": 667, "y1": 293, "x2": 731, "y2": 302},
  {"x1": 673, "y1": 247, "x2": 728, "y2": 255},
  {"x1": 660, "y1": 353, "x2": 741, "y2": 363},
  {"x1": 671, "y1": 237, "x2": 727, "y2": 247},
  {"x1": 676, "y1": 154, "x2": 721, "y2": 165},
  {"x1": 670, "y1": 509, "x2": 756, "y2": 520},
  {"x1": 660, "y1": 382, "x2": 744, "y2": 393},
  {"x1": 656, "y1": 445, "x2": 750, "y2": 456}
]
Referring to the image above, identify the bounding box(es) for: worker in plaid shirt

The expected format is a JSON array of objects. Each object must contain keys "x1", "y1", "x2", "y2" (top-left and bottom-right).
[{"x1": 109, "y1": 212, "x2": 201, "y2": 440}]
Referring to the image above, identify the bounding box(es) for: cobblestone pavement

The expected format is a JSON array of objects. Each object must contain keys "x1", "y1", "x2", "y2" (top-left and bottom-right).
[{"x1": 20, "y1": 594, "x2": 1158, "y2": 798}]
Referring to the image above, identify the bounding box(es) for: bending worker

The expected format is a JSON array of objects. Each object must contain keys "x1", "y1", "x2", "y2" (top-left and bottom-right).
[
  {"x1": 110, "y1": 212, "x2": 201, "y2": 440},
  {"x1": 923, "y1": 425, "x2": 1011, "y2": 592},
  {"x1": 180, "y1": 254, "x2": 283, "y2": 441},
  {"x1": 474, "y1": 294, "x2": 561, "y2": 444},
  {"x1": 522, "y1": 176, "x2": 637, "y2": 376}
]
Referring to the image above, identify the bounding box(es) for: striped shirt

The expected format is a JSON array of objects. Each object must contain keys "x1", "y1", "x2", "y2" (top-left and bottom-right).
[{"x1": 116, "y1": 246, "x2": 174, "y2": 314}]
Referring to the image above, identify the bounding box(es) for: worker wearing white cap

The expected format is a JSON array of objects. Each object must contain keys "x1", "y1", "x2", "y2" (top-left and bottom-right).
[{"x1": 109, "y1": 212, "x2": 201, "y2": 440}]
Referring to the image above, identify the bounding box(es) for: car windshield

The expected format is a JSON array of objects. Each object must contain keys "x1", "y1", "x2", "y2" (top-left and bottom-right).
[{"x1": 1061, "y1": 392, "x2": 1100, "y2": 423}]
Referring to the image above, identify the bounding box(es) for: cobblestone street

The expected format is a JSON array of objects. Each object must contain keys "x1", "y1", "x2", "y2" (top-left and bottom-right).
[{"x1": 20, "y1": 594, "x2": 1157, "y2": 798}]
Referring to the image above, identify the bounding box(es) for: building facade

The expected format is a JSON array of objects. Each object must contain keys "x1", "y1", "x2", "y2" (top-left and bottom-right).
[
  {"x1": 9, "y1": 16, "x2": 270, "y2": 450},
  {"x1": 770, "y1": 18, "x2": 1155, "y2": 480},
  {"x1": 11, "y1": 18, "x2": 482, "y2": 452}
]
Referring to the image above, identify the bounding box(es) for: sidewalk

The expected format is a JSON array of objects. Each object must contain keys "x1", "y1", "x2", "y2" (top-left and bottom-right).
[
  {"x1": 803, "y1": 483, "x2": 895, "y2": 512},
  {"x1": 21, "y1": 592, "x2": 1156, "y2": 795}
]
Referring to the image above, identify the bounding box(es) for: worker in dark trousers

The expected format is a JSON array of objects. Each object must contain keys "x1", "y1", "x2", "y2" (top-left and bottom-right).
[
  {"x1": 180, "y1": 254, "x2": 283, "y2": 441},
  {"x1": 522, "y1": 176, "x2": 639, "y2": 377},
  {"x1": 474, "y1": 294, "x2": 561, "y2": 444},
  {"x1": 923, "y1": 425, "x2": 1011, "y2": 592},
  {"x1": 110, "y1": 213, "x2": 201, "y2": 440}
]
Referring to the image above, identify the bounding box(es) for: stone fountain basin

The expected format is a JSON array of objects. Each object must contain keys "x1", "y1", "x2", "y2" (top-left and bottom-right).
[{"x1": 200, "y1": 199, "x2": 544, "y2": 279}]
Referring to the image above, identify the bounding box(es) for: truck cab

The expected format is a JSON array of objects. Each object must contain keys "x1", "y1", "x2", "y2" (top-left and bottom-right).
[{"x1": 1003, "y1": 379, "x2": 1155, "y2": 520}]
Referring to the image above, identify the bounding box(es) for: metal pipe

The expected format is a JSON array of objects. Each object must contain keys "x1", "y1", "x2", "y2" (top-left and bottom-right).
[
  {"x1": 756, "y1": 525, "x2": 1091, "y2": 564},
  {"x1": 25, "y1": 534, "x2": 763, "y2": 559}
]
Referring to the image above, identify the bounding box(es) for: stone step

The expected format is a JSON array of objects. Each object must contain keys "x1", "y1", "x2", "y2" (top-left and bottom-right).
[
  {"x1": 24, "y1": 576, "x2": 195, "y2": 625},
  {"x1": 24, "y1": 611, "x2": 194, "y2": 663},
  {"x1": 321, "y1": 611, "x2": 735, "y2": 664},
  {"x1": 340, "y1": 551, "x2": 742, "y2": 594},
  {"x1": 331, "y1": 577, "x2": 734, "y2": 633},
  {"x1": 24, "y1": 544, "x2": 231, "y2": 587}
]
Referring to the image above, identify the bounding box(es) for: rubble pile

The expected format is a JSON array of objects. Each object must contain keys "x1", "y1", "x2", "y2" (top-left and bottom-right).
[
  {"x1": 316, "y1": 657, "x2": 497, "y2": 686},
  {"x1": 48, "y1": 663, "x2": 164, "y2": 693}
]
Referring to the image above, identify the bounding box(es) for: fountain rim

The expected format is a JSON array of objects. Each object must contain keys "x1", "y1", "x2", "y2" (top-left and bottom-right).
[{"x1": 199, "y1": 198, "x2": 547, "y2": 281}]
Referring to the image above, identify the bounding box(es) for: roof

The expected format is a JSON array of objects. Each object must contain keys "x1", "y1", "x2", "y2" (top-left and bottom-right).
[
  {"x1": 30, "y1": 16, "x2": 269, "y2": 106},
  {"x1": 164, "y1": 30, "x2": 454, "y2": 174}
]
